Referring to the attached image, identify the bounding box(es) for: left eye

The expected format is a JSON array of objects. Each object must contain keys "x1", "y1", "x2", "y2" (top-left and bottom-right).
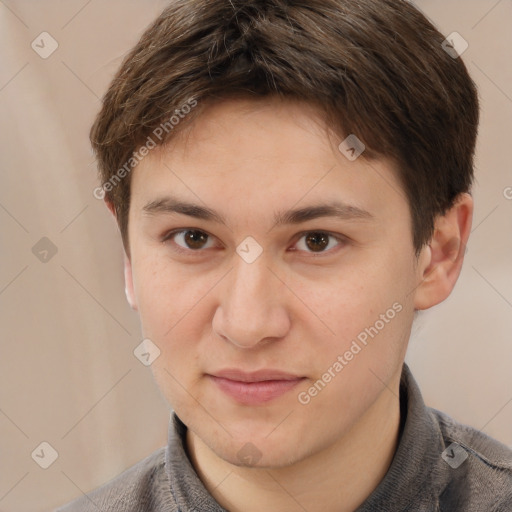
[{"x1": 294, "y1": 232, "x2": 343, "y2": 253}]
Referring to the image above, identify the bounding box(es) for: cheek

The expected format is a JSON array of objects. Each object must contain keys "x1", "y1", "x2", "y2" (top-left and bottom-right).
[
  {"x1": 134, "y1": 254, "x2": 206, "y2": 338},
  {"x1": 132, "y1": 257, "x2": 211, "y2": 385},
  {"x1": 133, "y1": 256, "x2": 209, "y2": 407},
  {"x1": 296, "y1": 288, "x2": 412, "y2": 430},
  {"x1": 302, "y1": 251, "x2": 415, "y2": 372},
  {"x1": 306, "y1": 264, "x2": 402, "y2": 329}
]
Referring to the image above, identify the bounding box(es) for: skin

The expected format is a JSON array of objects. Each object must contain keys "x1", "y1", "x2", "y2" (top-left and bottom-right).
[{"x1": 111, "y1": 97, "x2": 473, "y2": 512}]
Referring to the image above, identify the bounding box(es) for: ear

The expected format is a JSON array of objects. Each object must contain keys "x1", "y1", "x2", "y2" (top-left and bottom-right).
[
  {"x1": 414, "y1": 193, "x2": 473, "y2": 310},
  {"x1": 104, "y1": 197, "x2": 116, "y2": 217},
  {"x1": 123, "y1": 252, "x2": 138, "y2": 311},
  {"x1": 104, "y1": 198, "x2": 138, "y2": 310}
]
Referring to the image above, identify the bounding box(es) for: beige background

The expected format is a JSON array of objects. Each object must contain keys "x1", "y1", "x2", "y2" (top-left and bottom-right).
[{"x1": 0, "y1": 1, "x2": 511, "y2": 511}]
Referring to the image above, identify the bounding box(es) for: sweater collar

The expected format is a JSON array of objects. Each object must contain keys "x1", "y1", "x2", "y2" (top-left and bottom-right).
[{"x1": 355, "y1": 363, "x2": 448, "y2": 511}]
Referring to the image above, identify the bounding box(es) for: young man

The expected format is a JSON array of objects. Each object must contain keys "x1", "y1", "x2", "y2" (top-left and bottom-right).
[{"x1": 58, "y1": 0, "x2": 512, "y2": 510}]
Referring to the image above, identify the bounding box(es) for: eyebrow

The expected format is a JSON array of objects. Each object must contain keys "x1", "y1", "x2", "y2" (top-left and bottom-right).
[{"x1": 142, "y1": 196, "x2": 374, "y2": 226}]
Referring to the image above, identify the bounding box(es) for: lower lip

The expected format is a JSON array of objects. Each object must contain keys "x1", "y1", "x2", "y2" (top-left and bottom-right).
[{"x1": 209, "y1": 376, "x2": 305, "y2": 405}]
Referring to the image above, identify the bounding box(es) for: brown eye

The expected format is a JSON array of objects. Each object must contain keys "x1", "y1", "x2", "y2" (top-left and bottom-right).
[
  {"x1": 165, "y1": 229, "x2": 214, "y2": 251},
  {"x1": 182, "y1": 230, "x2": 209, "y2": 249},
  {"x1": 295, "y1": 231, "x2": 342, "y2": 254},
  {"x1": 305, "y1": 232, "x2": 329, "y2": 252}
]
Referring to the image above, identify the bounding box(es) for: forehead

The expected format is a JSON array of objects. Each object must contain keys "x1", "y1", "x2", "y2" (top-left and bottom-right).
[
  {"x1": 130, "y1": 97, "x2": 408, "y2": 223},
  {"x1": 168, "y1": 97, "x2": 347, "y2": 166}
]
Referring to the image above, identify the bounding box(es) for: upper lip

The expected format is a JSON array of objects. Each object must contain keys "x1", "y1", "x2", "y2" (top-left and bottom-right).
[{"x1": 210, "y1": 369, "x2": 304, "y2": 382}]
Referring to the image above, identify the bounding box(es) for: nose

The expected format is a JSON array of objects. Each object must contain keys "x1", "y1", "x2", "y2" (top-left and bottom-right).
[{"x1": 212, "y1": 257, "x2": 291, "y2": 349}]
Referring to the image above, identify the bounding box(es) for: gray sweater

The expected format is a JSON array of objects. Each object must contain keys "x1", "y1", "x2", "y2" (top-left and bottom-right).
[{"x1": 56, "y1": 364, "x2": 512, "y2": 511}]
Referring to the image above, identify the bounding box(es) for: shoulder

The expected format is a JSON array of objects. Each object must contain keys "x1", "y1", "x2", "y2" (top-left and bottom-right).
[
  {"x1": 429, "y1": 407, "x2": 512, "y2": 510},
  {"x1": 55, "y1": 447, "x2": 178, "y2": 512}
]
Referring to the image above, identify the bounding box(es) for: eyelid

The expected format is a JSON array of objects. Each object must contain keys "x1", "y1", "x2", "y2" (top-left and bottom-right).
[{"x1": 161, "y1": 228, "x2": 348, "y2": 256}]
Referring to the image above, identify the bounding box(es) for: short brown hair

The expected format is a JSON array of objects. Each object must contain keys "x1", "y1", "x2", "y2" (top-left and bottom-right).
[{"x1": 90, "y1": 0, "x2": 479, "y2": 257}]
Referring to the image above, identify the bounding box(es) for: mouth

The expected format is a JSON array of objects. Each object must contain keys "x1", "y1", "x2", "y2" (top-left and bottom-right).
[{"x1": 207, "y1": 369, "x2": 306, "y2": 405}]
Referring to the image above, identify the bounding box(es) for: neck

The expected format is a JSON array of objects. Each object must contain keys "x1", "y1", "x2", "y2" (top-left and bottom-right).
[{"x1": 186, "y1": 373, "x2": 402, "y2": 512}]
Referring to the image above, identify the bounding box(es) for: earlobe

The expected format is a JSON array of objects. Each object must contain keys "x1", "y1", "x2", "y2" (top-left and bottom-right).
[
  {"x1": 105, "y1": 198, "x2": 137, "y2": 310},
  {"x1": 104, "y1": 197, "x2": 116, "y2": 218},
  {"x1": 414, "y1": 193, "x2": 473, "y2": 310},
  {"x1": 124, "y1": 253, "x2": 138, "y2": 311}
]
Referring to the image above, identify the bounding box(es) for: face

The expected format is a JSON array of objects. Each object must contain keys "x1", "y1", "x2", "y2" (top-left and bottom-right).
[{"x1": 125, "y1": 97, "x2": 427, "y2": 468}]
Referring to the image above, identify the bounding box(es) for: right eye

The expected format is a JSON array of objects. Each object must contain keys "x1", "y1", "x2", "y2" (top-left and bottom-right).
[{"x1": 162, "y1": 229, "x2": 218, "y2": 254}]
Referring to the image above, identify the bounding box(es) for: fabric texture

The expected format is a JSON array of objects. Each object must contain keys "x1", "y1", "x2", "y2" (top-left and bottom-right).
[{"x1": 56, "y1": 363, "x2": 512, "y2": 511}]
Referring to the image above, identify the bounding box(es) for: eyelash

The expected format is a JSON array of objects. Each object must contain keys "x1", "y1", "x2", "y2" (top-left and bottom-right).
[{"x1": 161, "y1": 229, "x2": 347, "y2": 257}]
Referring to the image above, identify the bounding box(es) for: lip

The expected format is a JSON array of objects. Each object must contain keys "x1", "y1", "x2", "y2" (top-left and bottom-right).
[{"x1": 208, "y1": 369, "x2": 306, "y2": 405}]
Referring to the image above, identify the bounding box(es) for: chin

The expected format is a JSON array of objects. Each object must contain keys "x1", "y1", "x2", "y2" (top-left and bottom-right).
[
  {"x1": 202, "y1": 420, "x2": 313, "y2": 468},
  {"x1": 217, "y1": 439, "x2": 309, "y2": 469}
]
